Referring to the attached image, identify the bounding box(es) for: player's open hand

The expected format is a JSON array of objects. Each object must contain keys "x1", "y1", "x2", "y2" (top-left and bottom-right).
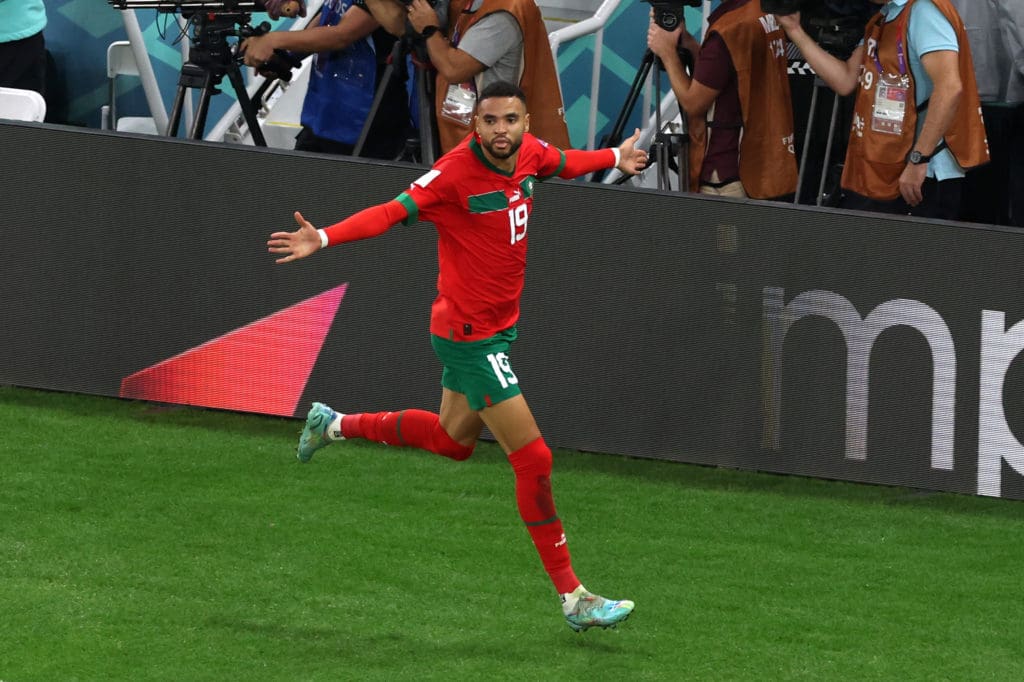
[
  {"x1": 268, "y1": 211, "x2": 321, "y2": 264},
  {"x1": 617, "y1": 128, "x2": 649, "y2": 175}
]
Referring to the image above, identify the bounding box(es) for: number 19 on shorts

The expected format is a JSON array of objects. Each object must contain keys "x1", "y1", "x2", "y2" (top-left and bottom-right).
[{"x1": 487, "y1": 352, "x2": 519, "y2": 389}]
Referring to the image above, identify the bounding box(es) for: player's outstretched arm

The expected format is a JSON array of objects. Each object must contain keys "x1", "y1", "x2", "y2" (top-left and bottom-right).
[
  {"x1": 268, "y1": 200, "x2": 411, "y2": 265},
  {"x1": 616, "y1": 128, "x2": 648, "y2": 175},
  {"x1": 558, "y1": 128, "x2": 649, "y2": 179},
  {"x1": 268, "y1": 211, "x2": 321, "y2": 264}
]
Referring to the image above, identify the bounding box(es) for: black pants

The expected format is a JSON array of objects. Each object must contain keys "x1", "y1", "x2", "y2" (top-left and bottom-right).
[
  {"x1": 840, "y1": 177, "x2": 964, "y2": 221},
  {"x1": 0, "y1": 31, "x2": 46, "y2": 94},
  {"x1": 1008, "y1": 107, "x2": 1024, "y2": 227},
  {"x1": 961, "y1": 104, "x2": 1024, "y2": 227},
  {"x1": 294, "y1": 125, "x2": 406, "y2": 161}
]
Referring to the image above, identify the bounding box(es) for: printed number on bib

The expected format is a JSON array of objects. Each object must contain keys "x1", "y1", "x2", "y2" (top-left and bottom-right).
[
  {"x1": 487, "y1": 352, "x2": 519, "y2": 389},
  {"x1": 508, "y1": 205, "x2": 528, "y2": 244}
]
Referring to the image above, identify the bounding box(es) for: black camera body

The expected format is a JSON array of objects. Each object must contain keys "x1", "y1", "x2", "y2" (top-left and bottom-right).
[
  {"x1": 760, "y1": 0, "x2": 803, "y2": 15},
  {"x1": 643, "y1": 0, "x2": 702, "y2": 32},
  {"x1": 760, "y1": 0, "x2": 876, "y2": 60},
  {"x1": 108, "y1": 0, "x2": 269, "y2": 11},
  {"x1": 108, "y1": 0, "x2": 301, "y2": 81}
]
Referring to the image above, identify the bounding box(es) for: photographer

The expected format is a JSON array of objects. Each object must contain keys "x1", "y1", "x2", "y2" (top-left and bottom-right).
[
  {"x1": 777, "y1": 0, "x2": 988, "y2": 219},
  {"x1": 396, "y1": 0, "x2": 570, "y2": 152},
  {"x1": 240, "y1": 0, "x2": 410, "y2": 158},
  {"x1": 647, "y1": 0, "x2": 797, "y2": 200}
]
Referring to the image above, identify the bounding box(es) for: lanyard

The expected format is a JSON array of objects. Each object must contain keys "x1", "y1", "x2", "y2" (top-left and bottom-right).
[
  {"x1": 451, "y1": 0, "x2": 478, "y2": 47},
  {"x1": 871, "y1": 2, "x2": 912, "y2": 76}
]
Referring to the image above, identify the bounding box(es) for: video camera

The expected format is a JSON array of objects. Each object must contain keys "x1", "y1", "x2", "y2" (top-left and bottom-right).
[
  {"x1": 761, "y1": 0, "x2": 876, "y2": 59},
  {"x1": 643, "y1": 0, "x2": 702, "y2": 32},
  {"x1": 108, "y1": 0, "x2": 268, "y2": 11},
  {"x1": 107, "y1": 0, "x2": 301, "y2": 81}
]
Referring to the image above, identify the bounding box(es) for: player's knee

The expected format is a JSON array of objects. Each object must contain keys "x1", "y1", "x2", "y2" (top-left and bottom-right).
[
  {"x1": 441, "y1": 441, "x2": 475, "y2": 461},
  {"x1": 509, "y1": 437, "x2": 552, "y2": 477},
  {"x1": 432, "y1": 423, "x2": 475, "y2": 461}
]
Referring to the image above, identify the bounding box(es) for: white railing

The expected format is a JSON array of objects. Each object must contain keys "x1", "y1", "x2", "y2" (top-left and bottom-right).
[
  {"x1": 118, "y1": 9, "x2": 171, "y2": 134},
  {"x1": 207, "y1": 0, "x2": 324, "y2": 143},
  {"x1": 550, "y1": 0, "x2": 710, "y2": 184},
  {"x1": 548, "y1": 0, "x2": 624, "y2": 150}
]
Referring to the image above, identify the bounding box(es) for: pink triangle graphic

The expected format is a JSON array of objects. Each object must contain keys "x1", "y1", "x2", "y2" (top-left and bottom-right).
[{"x1": 120, "y1": 284, "x2": 348, "y2": 416}]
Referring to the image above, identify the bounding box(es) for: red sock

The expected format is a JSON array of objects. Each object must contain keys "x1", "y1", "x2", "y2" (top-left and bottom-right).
[
  {"x1": 340, "y1": 410, "x2": 473, "y2": 461},
  {"x1": 508, "y1": 437, "x2": 580, "y2": 594}
]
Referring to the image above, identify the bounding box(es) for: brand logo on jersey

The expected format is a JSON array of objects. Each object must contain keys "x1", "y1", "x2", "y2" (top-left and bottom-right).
[{"x1": 509, "y1": 189, "x2": 522, "y2": 203}]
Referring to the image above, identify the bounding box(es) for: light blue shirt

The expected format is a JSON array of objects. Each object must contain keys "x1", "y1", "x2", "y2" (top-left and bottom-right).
[
  {"x1": 0, "y1": 0, "x2": 47, "y2": 44},
  {"x1": 881, "y1": 0, "x2": 963, "y2": 179}
]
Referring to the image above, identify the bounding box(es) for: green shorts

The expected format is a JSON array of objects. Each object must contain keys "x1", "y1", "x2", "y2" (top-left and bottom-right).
[{"x1": 430, "y1": 327, "x2": 521, "y2": 410}]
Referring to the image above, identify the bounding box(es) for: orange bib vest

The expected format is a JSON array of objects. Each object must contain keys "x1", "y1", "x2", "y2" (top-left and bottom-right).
[
  {"x1": 841, "y1": 0, "x2": 989, "y2": 200},
  {"x1": 689, "y1": 0, "x2": 798, "y2": 199},
  {"x1": 436, "y1": 0, "x2": 571, "y2": 152}
]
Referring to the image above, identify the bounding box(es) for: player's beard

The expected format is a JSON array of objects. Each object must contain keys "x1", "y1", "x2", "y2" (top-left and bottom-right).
[{"x1": 484, "y1": 135, "x2": 523, "y2": 160}]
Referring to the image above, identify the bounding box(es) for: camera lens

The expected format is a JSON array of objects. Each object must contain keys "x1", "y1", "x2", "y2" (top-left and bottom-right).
[{"x1": 657, "y1": 10, "x2": 679, "y2": 30}]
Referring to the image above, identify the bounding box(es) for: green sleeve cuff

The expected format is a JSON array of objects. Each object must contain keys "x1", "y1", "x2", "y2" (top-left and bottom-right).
[
  {"x1": 538, "y1": 150, "x2": 567, "y2": 180},
  {"x1": 396, "y1": 192, "x2": 419, "y2": 226}
]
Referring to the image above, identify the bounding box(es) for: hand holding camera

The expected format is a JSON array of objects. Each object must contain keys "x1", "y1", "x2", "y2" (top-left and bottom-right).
[
  {"x1": 643, "y1": 0, "x2": 702, "y2": 32},
  {"x1": 774, "y1": 10, "x2": 802, "y2": 36},
  {"x1": 647, "y1": 15, "x2": 683, "y2": 63},
  {"x1": 239, "y1": 25, "x2": 302, "y2": 80},
  {"x1": 405, "y1": 0, "x2": 441, "y2": 36}
]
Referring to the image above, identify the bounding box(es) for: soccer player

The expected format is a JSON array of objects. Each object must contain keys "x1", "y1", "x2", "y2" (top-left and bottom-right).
[{"x1": 267, "y1": 80, "x2": 648, "y2": 632}]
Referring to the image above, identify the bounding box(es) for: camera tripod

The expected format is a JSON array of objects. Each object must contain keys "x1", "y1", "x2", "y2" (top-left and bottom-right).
[
  {"x1": 353, "y1": 33, "x2": 437, "y2": 165},
  {"x1": 166, "y1": 11, "x2": 267, "y2": 145},
  {"x1": 794, "y1": 74, "x2": 846, "y2": 206},
  {"x1": 601, "y1": 48, "x2": 690, "y2": 191}
]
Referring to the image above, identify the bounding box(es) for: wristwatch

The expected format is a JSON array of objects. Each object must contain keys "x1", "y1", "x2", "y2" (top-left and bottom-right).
[
  {"x1": 420, "y1": 25, "x2": 443, "y2": 39},
  {"x1": 906, "y1": 149, "x2": 932, "y2": 165}
]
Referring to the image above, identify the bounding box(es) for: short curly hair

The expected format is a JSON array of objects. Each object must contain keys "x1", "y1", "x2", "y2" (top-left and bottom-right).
[{"x1": 477, "y1": 80, "x2": 527, "y2": 106}]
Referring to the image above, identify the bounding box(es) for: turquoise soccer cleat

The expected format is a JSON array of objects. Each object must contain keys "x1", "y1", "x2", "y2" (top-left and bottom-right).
[
  {"x1": 296, "y1": 402, "x2": 340, "y2": 463},
  {"x1": 564, "y1": 591, "x2": 635, "y2": 632}
]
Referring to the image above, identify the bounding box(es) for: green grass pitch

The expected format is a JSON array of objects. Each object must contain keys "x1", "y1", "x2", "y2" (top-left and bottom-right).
[{"x1": 1, "y1": 385, "x2": 1022, "y2": 680}]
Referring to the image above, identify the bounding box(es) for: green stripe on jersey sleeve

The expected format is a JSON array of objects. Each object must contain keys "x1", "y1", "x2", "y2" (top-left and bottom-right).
[
  {"x1": 538, "y1": 150, "x2": 567, "y2": 180},
  {"x1": 396, "y1": 192, "x2": 419, "y2": 225}
]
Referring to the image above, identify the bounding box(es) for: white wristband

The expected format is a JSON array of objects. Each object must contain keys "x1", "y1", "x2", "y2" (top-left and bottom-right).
[
  {"x1": 611, "y1": 147, "x2": 621, "y2": 167},
  {"x1": 317, "y1": 228, "x2": 329, "y2": 249}
]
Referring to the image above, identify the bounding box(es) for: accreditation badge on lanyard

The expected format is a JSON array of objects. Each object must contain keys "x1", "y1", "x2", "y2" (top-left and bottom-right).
[
  {"x1": 870, "y1": 9, "x2": 911, "y2": 136},
  {"x1": 441, "y1": 83, "x2": 477, "y2": 127},
  {"x1": 440, "y1": 12, "x2": 476, "y2": 126}
]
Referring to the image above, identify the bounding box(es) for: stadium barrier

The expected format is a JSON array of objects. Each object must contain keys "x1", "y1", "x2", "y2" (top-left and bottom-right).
[{"x1": 2, "y1": 121, "x2": 1023, "y2": 500}]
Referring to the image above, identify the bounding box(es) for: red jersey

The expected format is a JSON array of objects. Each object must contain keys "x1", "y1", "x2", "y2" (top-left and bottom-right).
[{"x1": 395, "y1": 133, "x2": 567, "y2": 341}]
